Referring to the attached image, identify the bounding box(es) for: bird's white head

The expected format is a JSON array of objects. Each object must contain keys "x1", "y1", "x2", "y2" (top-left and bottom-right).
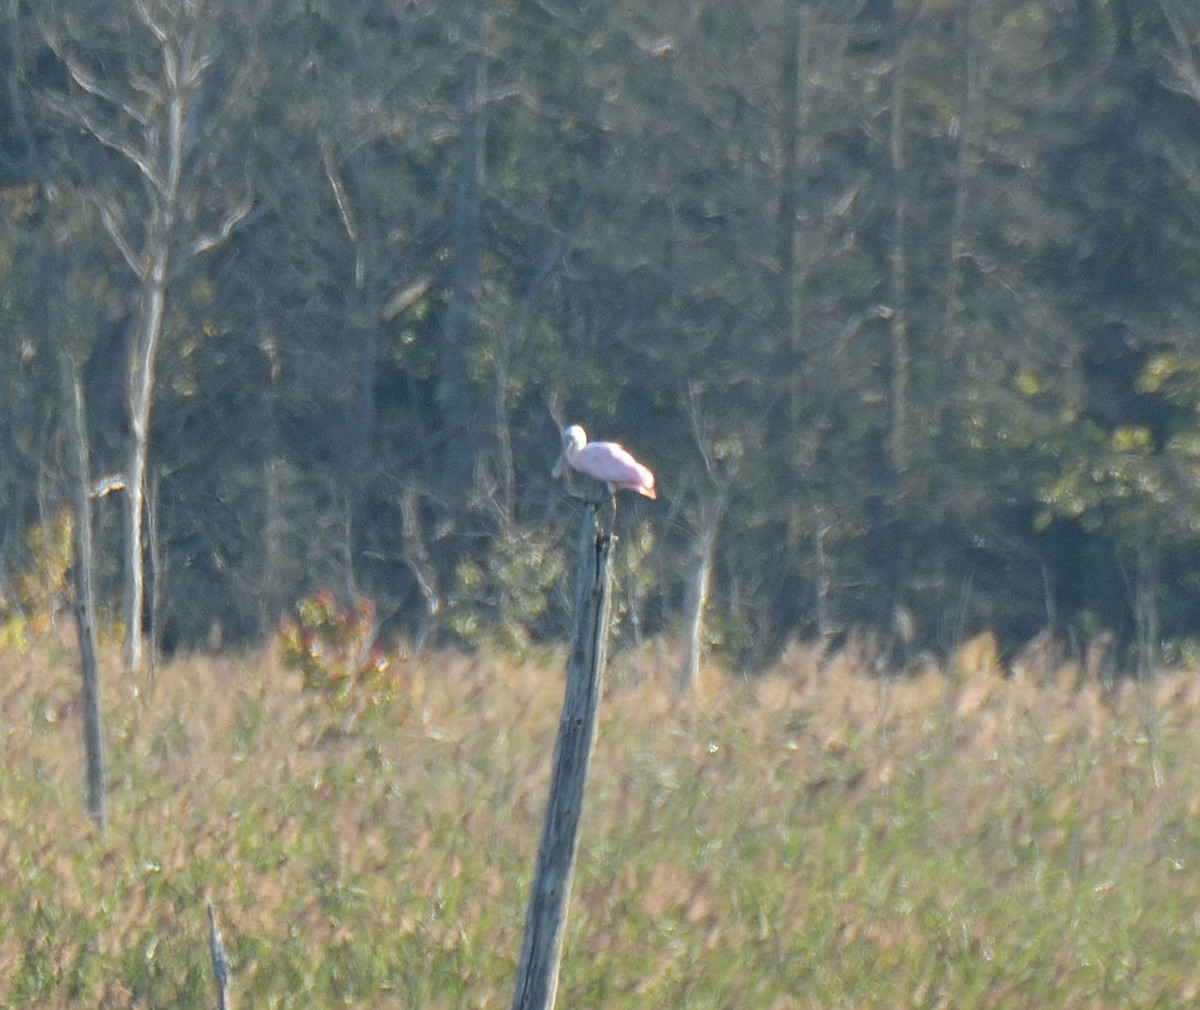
[
  {"x1": 562, "y1": 425, "x2": 587, "y2": 453},
  {"x1": 552, "y1": 424, "x2": 588, "y2": 479}
]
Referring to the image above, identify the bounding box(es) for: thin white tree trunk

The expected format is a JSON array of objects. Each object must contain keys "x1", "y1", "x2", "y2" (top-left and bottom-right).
[
  {"x1": 124, "y1": 273, "x2": 167, "y2": 672},
  {"x1": 679, "y1": 387, "x2": 733, "y2": 695},
  {"x1": 123, "y1": 29, "x2": 184, "y2": 672},
  {"x1": 677, "y1": 524, "x2": 715, "y2": 694}
]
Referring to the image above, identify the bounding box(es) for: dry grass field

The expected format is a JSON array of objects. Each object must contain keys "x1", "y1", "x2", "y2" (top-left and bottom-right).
[{"x1": 3, "y1": 631, "x2": 1200, "y2": 1008}]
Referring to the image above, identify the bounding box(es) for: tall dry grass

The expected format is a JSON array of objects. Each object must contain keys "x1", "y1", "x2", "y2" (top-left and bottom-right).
[{"x1": 3, "y1": 631, "x2": 1200, "y2": 1007}]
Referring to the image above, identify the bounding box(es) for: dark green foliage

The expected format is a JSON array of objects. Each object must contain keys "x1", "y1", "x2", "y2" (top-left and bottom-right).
[{"x1": 5, "y1": 0, "x2": 1200, "y2": 662}]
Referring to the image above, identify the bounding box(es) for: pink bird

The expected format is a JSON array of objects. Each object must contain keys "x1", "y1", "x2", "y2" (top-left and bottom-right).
[{"x1": 552, "y1": 424, "x2": 657, "y2": 501}]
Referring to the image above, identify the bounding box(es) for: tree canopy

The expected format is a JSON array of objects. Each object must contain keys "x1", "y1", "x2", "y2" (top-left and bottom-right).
[{"x1": 4, "y1": 0, "x2": 1200, "y2": 669}]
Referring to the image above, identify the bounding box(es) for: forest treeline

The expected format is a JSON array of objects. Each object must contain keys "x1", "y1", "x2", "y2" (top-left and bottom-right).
[{"x1": 4, "y1": 0, "x2": 1200, "y2": 669}]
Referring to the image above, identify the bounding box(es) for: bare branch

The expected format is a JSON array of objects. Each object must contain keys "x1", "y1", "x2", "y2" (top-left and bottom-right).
[
  {"x1": 38, "y1": 23, "x2": 149, "y2": 126},
  {"x1": 381, "y1": 275, "x2": 434, "y2": 322},
  {"x1": 1159, "y1": 0, "x2": 1200, "y2": 102},
  {"x1": 133, "y1": 0, "x2": 169, "y2": 45},
  {"x1": 321, "y1": 140, "x2": 359, "y2": 244},
  {"x1": 182, "y1": 51, "x2": 216, "y2": 90},
  {"x1": 1160, "y1": 142, "x2": 1200, "y2": 237},
  {"x1": 64, "y1": 63, "x2": 149, "y2": 128},
  {"x1": 686, "y1": 380, "x2": 721, "y2": 486},
  {"x1": 44, "y1": 90, "x2": 167, "y2": 194},
  {"x1": 1159, "y1": 0, "x2": 1194, "y2": 52},
  {"x1": 97, "y1": 201, "x2": 144, "y2": 276},
  {"x1": 163, "y1": 44, "x2": 180, "y2": 94},
  {"x1": 1161, "y1": 50, "x2": 1200, "y2": 104},
  {"x1": 189, "y1": 190, "x2": 255, "y2": 256},
  {"x1": 129, "y1": 72, "x2": 166, "y2": 106},
  {"x1": 88, "y1": 474, "x2": 127, "y2": 499}
]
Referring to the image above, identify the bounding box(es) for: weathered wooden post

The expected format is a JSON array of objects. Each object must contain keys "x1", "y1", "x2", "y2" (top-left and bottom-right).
[
  {"x1": 511, "y1": 505, "x2": 613, "y2": 1010},
  {"x1": 207, "y1": 904, "x2": 232, "y2": 1010}
]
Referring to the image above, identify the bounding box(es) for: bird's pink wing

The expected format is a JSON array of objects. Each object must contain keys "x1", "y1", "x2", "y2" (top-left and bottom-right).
[{"x1": 580, "y1": 442, "x2": 656, "y2": 495}]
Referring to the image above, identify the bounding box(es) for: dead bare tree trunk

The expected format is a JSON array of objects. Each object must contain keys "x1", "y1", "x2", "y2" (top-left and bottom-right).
[
  {"x1": 440, "y1": 1, "x2": 487, "y2": 493},
  {"x1": 63, "y1": 359, "x2": 107, "y2": 832},
  {"x1": 677, "y1": 520, "x2": 716, "y2": 694},
  {"x1": 44, "y1": 1, "x2": 253, "y2": 672},
  {"x1": 776, "y1": 0, "x2": 805, "y2": 375},
  {"x1": 884, "y1": 0, "x2": 912, "y2": 475},
  {"x1": 942, "y1": 0, "x2": 977, "y2": 365},
  {"x1": 124, "y1": 249, "x2": 170, "y2": 672},
  {"x1": 147, "y1": 466, "x2": 164, "y2": 684},
  {"x1": 677, "y1": 384, "x2": 736, "y2": 694}
]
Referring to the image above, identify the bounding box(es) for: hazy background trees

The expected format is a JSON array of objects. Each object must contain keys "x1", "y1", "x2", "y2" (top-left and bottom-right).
[{"x1": 4, "y1": 0, "x2": 1200, "y2": 670}]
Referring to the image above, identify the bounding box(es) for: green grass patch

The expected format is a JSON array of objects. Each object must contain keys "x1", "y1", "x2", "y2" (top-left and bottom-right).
[{"x1": 2, "y1": 638, "x2": 1200, "y2": 1007}]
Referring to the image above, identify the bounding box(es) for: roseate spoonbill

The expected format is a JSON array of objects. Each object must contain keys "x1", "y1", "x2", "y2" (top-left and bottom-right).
[{"x1": 552, "y1": 425, "x2": 657, "y2": 507}]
